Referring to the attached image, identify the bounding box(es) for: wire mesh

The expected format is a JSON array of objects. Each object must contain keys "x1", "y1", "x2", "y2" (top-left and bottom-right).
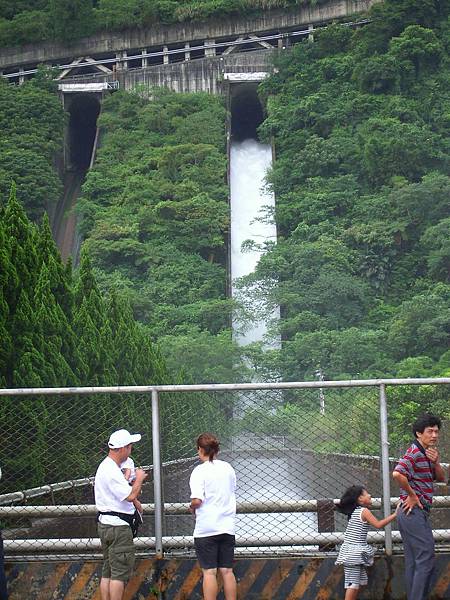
[
  {"x1": 160, "y1": 386, "x2": 385, "y2": 554},
  {"x1": 1, "y1": 392, "x2": 155, "y2": 554},
  {"x1": 0, "y1": 382, "x2": 448, "y2": 558},
  {"x1": 386, "y1": 384, "x2": 450, "y2": 547}
]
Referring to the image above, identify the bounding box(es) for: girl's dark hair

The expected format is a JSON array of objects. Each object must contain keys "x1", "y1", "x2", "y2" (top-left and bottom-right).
[
  {"x1": 336, "y1": 485, "x2": 365, "y2": 518},
  {"x1": 197, "y1": 433, "x2": 219, "y2": 462}
]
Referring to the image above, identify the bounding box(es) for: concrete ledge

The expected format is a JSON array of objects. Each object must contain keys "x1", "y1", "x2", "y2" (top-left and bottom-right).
[
  {"x1": 5, "y1": 555, "x2": 450, "y2": 599},
  {"x1": 0, "y1": 0, "x2": 379, "y2": 69}
]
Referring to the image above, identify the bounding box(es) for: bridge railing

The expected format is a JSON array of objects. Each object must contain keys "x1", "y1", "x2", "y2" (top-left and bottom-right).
[
  {"x1": 0, "y1": 379, "x2": 448, "y2": 558},
  {"x1": 1, "y1": 18, "x2": 371, "y2": 84}
]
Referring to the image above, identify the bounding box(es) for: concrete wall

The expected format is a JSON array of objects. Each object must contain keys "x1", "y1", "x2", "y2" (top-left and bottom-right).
[
  {"x1": 0, "y1": 0, "x2": 380, "y2": 69},
  {"x1": 55, "y1": 51, "x2": 273, "y2": 95},
  {"x1": 5, "y1": 555, "x2": 450, "y2": 599},
  {"x1": 119, "y1": 51, "x2": 273, "y2": 94}
]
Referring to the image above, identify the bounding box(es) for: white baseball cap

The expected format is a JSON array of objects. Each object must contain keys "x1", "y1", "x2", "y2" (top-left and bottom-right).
[{"x1": 108, "y1": 429, "x2": 141, "y2": 449}]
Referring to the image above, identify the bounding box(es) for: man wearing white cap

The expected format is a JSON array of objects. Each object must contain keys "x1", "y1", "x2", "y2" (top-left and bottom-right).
[{"x1": 95, "y1": 429, "x2": 147, "y2": 600}]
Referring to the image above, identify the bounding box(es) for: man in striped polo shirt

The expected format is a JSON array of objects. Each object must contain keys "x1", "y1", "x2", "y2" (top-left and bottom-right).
[{"x1": 393, "y1": 414, "x2": 446, "y2": 600}]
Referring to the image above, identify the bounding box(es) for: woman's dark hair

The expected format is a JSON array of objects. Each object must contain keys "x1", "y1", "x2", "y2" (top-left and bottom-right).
[
  {"x1": 197, "y1": 433, "x2": 219, "y2": 462},
  {"x1": 413, "y1": 413, "x2": 441, "y2": 438},
  {"x1": 336, "y1": 485, "x2": 366, "y2": 518}
]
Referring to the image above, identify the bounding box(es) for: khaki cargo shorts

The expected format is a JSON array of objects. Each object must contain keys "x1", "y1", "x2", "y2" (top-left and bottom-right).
[{"x1": 98, "y1": 523, "x2": 135, "y2": 582}]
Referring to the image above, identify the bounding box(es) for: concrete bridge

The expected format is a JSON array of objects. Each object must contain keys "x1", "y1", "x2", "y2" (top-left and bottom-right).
[{"x1": 0, "y1": 0, "x2": 379, "y2": 92}]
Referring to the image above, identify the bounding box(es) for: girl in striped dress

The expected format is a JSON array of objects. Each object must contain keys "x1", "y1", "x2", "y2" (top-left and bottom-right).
[{"x1": 335, "y1": 485, "x2": 397, "y2": 600}]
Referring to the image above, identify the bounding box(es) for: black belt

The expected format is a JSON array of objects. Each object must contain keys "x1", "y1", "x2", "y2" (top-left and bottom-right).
[
  {"x1": 98, "y1": 510, "x2": 142, "y2": 537},
  {"x1": 98, "y1": 510, "x2": 134, "y2": 524}
]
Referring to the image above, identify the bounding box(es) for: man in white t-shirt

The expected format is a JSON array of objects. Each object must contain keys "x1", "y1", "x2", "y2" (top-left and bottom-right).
[
  {"x1": 189, "y1": 433, "x2": 237, "y2": 600},
  {"x1": 95, "y1": 429, "x2": 147, "y2": 600}
]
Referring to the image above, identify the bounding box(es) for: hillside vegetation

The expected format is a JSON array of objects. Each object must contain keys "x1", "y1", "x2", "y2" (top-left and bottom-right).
[
  {"x1": 245, "y1": 0, "x2": 450, "y2": 385},
  {"x1": 0, "y1": 76, "x2": 64, "y2": 220},
  {"x1": 0, "y1": 0, "x2": 448, "y2": 454},
  {"x1": 78, "y1": 88, "x2": 247, "y2": 383},
  {"x1": 233, "y1": 0, "x2": 450, "y2": 441},
  {"x1": 0, "y1": 0, "x2": 326, "y2": 48}
]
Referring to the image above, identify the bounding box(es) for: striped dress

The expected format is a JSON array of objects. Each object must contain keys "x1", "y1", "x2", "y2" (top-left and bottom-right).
[{"x1": 335, "y1": 506, "x2": 375, "y2": 567}]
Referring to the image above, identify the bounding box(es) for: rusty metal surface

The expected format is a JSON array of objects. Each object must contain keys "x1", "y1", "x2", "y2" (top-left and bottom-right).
[{"x1": 5, "y1": 555, "x2": 450, "y2": 599}]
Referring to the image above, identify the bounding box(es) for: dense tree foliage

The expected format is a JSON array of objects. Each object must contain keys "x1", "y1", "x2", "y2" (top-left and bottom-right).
[
  {"x1": 0, "y1": 0, "x2": 326, "y2": 47},
  {"x1": 0, "y1": 0, "x2": 448, "y2": 465},
  {"x1": 78, "y1": 88, "x2": 245, "y2": 383},
  {"x1": 235, "y1": 0, "x2": 450, "y2": 439},
  {"x1": 0, "y1": 186, "x2": 179, "y2": 487},
  {"x1": 0, "y1": 185, "x2": 227, "y2": 488},
  {"x1": 0, "y1": 78, "x2": 64, "y2": 219}
]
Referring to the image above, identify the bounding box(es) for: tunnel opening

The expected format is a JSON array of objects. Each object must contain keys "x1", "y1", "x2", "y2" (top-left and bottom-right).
[
  {"x1": 67, "y1": 94, "x2": 101, "y2": 170},
  {"x1": 230, "y1": 83, "x2": 265, "y2": 142}
]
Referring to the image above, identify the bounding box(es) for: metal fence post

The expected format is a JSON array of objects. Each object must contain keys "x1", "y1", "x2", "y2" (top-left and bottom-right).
[
  {"x1": 152, "y1": 389, "x2": 164, "y2": 558},
  {"x1": 379, "y1": 383, "x2": 392, "y2": 556}
]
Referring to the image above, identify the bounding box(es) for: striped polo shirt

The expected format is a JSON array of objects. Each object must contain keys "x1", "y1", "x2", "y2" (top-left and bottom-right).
[{"x1": 394, "y1": 440, "x2": 435, "y2": 506}]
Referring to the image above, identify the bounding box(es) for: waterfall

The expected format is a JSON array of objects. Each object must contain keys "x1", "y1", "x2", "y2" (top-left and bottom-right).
[
  {"x1": 230, "y1": 138, "x2": 280, "y2": 347},
  {"x1": 229, "y1": 139, "x2": 316, "y2": 542}
]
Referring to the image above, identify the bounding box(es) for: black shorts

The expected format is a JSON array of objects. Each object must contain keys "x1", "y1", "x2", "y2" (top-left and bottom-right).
[{"x1": 194, "y1": 533, "x2": 235, "y2": 569}]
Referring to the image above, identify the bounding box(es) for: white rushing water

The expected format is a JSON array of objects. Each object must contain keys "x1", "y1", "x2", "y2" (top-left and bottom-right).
[
  {"x1": 229, "y1": 139, "x2": 317, "y2": 541},
  {"x1": 230, "y1": 139, "x2": 280, "y2": 346}
]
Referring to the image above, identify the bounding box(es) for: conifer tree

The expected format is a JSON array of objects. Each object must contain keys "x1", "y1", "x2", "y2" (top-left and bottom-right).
[
  {"x1": 0, "y1": 213, "x2": 12, "y2": 386},
  {"x1": 2, "y1": 183, "x2": 38, "y2": 315},
  {"x1": 73, "y1": 251, "x2": 117, "y2": 385},
  {"x1": 107, "y1": 291, "x2": 140, "y2": 385},
  {"x1": 36, "y1": 214, "x2": 73, "y2": 317}
]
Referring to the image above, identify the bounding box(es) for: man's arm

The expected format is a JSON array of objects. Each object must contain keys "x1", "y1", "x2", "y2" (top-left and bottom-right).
[
  {"x1": 425, "y1": 448, "x2": 446, "y2": 482},
  {"x1": 392, "y1": 470, "x2": 423, "y2": 513},
  {"x1": 189, "y1": 498, "x2": 202, "y2": 514},
  {"x1": 125, "y1": 469, "x2": 147, "y2": 502}
]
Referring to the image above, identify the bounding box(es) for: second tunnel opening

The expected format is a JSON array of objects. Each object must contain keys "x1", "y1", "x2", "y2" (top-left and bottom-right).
[
  {"x1": 230, "y1": 83, "x2": 265, "y2": 142},
  {"x1": 67, "y1": 93, "x2": 101, "y2": 170}
]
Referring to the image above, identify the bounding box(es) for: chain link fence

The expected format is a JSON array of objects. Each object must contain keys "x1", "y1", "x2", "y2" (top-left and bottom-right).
[{"x1": 0, "y1": 380, "x2": 449, "y2": 558}]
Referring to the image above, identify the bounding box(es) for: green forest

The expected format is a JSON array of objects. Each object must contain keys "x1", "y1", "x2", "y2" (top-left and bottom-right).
[
  {"x1": 250, "y1": 0, "x2": 450, "y2": 383},
  {"x1": 0, "y1": 0, "x2": 449, "y2": 480},
  {"x1": 0, "y1": 0, "x2": 324, "y2": 47},
  {"x1": 78, "y1": 88, "x2": 248, "y2": 384},
  {"x1": 235, "y1": 0, "x2": 450, "y2": 444}
]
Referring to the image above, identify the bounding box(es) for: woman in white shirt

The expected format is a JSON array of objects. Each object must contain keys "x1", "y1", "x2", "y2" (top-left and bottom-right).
[{"x1": 189, "y1": 433, "x2": 237, "y2": 600}]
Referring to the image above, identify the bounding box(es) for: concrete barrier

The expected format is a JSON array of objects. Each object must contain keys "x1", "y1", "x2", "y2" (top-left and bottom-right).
[{"x1": 6, "y1": 555, "x2": 450, "y2": 599}]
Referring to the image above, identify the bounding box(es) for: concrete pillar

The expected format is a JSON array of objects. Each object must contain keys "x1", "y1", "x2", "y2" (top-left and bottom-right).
[
  {"x1": 308, "y1": 24, "x2": 314, "y2": 42},
  {"x1": 121, "y1": 50, "x2": 128, "y2": 70},
  {"x1": 204, "y1": 39, "x2": 216, "y2": 57},
  {"x1": 19, "y1": 67, "x2": 25, "y2": 85},
  {"x1": 163, "y1": 45, "x2": 169, "y2": 65},
  {"x1": 142, "y1": 49, "x2": 148, "y2": 68},
  {"x1": 184, "y1": 42, "x2": 191, "y2": 61},
  {"x1": 115, "y1": 52, "x2": 122, "y2": 71}
]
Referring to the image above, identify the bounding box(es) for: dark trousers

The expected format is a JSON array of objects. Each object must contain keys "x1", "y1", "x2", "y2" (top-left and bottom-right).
[
  {"x1": 397, "y1": 507, "x2": 435, "y2": 600},
  {"x1": 0, "y1": 532, "x2": 8, "y2": 600}
]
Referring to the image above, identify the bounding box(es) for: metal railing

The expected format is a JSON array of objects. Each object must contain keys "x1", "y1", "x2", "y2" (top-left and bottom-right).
[
  {"x1": 0, "y1": 378, "x2": 449, "y2": 559},
  {"x1": 1, "y1": 18, "x2": 371, "y2": 82}
]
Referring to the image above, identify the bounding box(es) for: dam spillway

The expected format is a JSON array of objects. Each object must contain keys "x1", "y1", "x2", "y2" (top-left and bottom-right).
[{"x1": 230, "y1": 139, "x2": 279, "y2": 345}]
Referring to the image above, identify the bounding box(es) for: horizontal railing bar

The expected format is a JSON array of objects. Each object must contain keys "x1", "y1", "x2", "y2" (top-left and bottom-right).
[
  {"x1": 2, "y1": 497, "x2": 450, "y2": 517},
  {"x1": 2, "y1": 450, "x2": 447, "y2": 506},
  {"x1": 0, "y1": 456, "x2": 197, "y2": 505},
  {"x1": 5, "y1": 530, "x2": 450, "y2": 553},
  {"x1": 0, "y1": 377, "x2": 449, "y2": 396}
]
